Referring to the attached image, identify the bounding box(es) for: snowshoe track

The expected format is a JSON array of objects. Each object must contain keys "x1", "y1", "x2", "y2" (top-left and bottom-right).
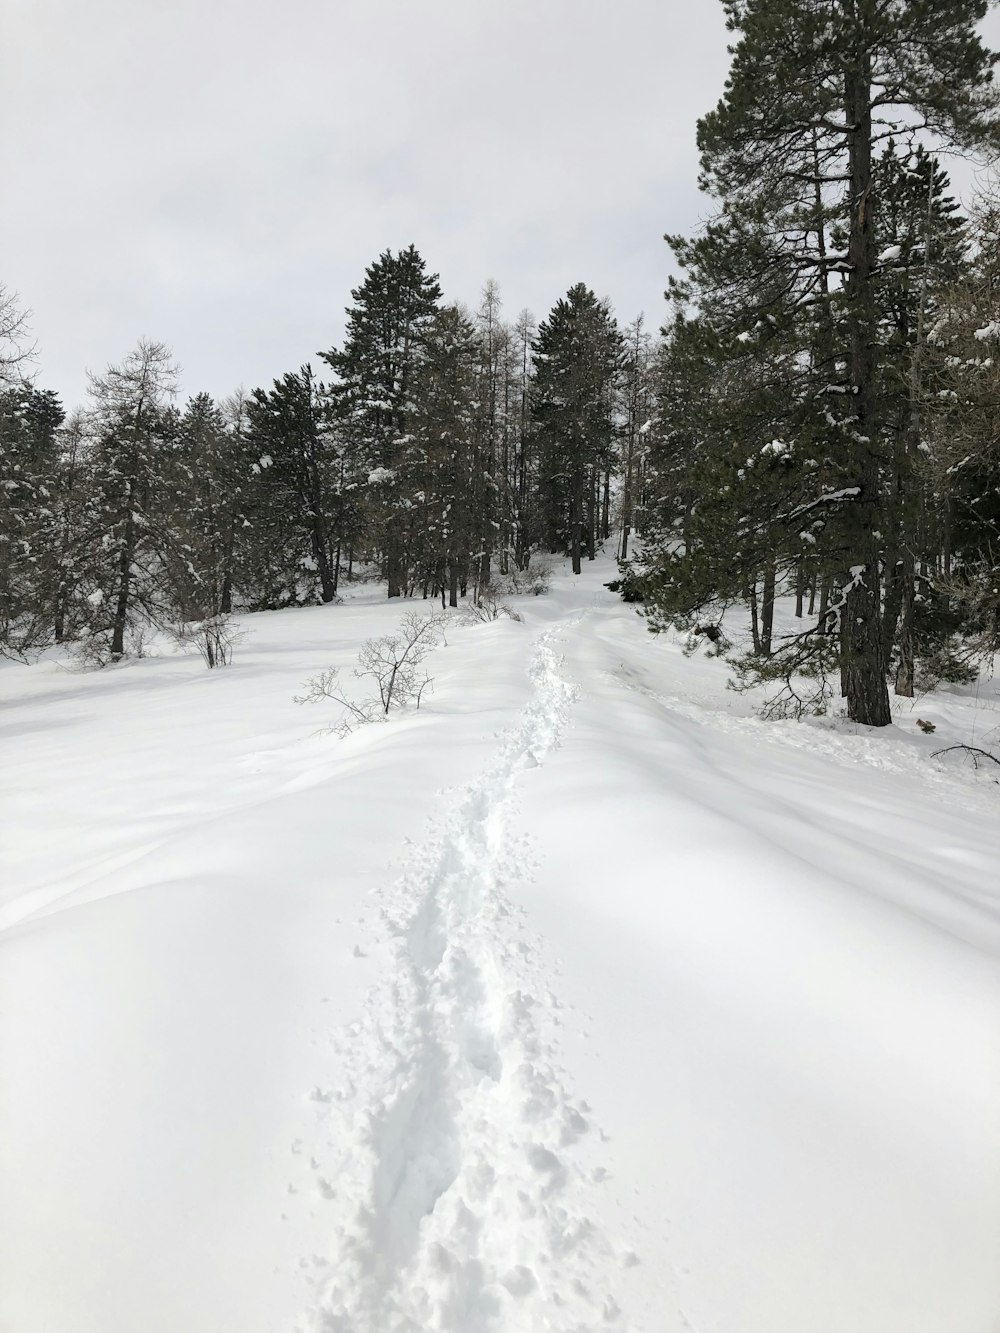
[{"x1": 298, "y1": 626, "x2": 635, "y2": 1331}]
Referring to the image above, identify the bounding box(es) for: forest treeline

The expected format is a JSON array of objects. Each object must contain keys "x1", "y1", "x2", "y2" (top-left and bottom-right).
[
  {"x1": 0, "y1": 259, "x2": 650, "y2": 665},
  {"x1": 4, "y1": 0, "x2": 1000, "y2": 729}
]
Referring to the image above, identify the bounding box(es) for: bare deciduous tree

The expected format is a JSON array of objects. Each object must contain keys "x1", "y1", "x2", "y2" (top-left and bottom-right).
[
  {"x1": 296, "y1": 610, "x2": 443, "y2": 735},
  {"x1": 0, "y1": 283, "x2": 36, "y2": 386}
]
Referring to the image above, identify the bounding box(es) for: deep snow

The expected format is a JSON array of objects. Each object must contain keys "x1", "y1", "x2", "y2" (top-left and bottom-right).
[{"x1": 1, "y1": 557, "x2": 998, "y2": 1332}]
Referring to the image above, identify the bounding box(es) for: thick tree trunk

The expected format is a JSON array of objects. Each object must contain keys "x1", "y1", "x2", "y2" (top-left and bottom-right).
[
  {"x1": 387, "y1": 542, "x2": 403, "y2": 599},
  {"x1": 448, "y1": 558, "x2": 459, "y2": 608}
]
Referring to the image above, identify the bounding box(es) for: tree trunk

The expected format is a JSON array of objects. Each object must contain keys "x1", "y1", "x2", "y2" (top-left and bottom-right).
[
  {"x1": 111, "y1": 500, "x2": 137, "y2": 658},
  {"x1": 881, "y1": 556, "x2": 903, "y2": 665},
  {"x1": 895, "y1": 553, "x2": 916, "y2": 696},
  {"x1": 387, "y1": 542, "x2": 403, "y2": 599},
  {"x1": 449, "y1": 558, "x2": 459, "y2": 608},
  {"x1": 588, "y1": 469, "x2": 597, "y2": 560},
  {"x1": 761, "y1": 562, "x2": 776, "y2": 656},
  {"x1": 571, "y1": 462, "x2": 583, "y2": 575},
  {"x1": 620, "y1": 427, "x2": 635, "y2": 562},
  {"x1": 748, "y1": 583, "x2": 761, "y2": 655},
  {"x1": 842, "y1": 23, "x2": 891, "y2": 726}
]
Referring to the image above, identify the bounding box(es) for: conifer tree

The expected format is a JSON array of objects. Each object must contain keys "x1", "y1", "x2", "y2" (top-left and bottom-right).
[
  {"x1": 532, "y1": 285, "x2": 621, "y2": 574},
  {"x1": 245, "y1": 365, "x2": 340, "y2": 605},
  {"x1": 159, "y1": 393, "x2": 252, "y2": 621},
  {"x1": 0, "y1": 384, "x2": 65, "y2": 655},
  {"x1": 641, "y1": 0, "x2": 1000, "y2": 724},
  {"x1": 320, "y1": 246, "x2": 442, "y2": 597},
  {"x1": 922, "y1": 192, "x2": 1000, "y2": 667}
]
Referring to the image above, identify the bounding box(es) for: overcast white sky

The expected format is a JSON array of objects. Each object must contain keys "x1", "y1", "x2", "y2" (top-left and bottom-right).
[{"x1": 4, "y1": 1, "x2": 1000, "y2": 410}]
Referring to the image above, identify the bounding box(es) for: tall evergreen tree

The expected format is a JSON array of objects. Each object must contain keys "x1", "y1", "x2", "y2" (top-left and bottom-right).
[
  {"x1": 0, "y1": 384, "x2": 65, "y2": 655},
  {"x1": 640, "y1": 0, "x2": 999, "y2": 724},
  {"x1": 532, "y1": 284, "x2": 621, "y2": 574},
  {"x1": 320, "y1": 246, "x2": 442, "y2": 597},
  {"x1": 245, "y1": 365, "x2": 341, "y2": 605}
]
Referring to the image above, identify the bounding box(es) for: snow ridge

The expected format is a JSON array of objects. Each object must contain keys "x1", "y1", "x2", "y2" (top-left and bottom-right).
[{"x1": 299, "y1": 627, "x2": 634, "y2": 1332}]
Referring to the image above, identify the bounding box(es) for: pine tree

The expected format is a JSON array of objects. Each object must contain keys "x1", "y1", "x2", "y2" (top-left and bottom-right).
[
  {"x1": 0, "y1": 384, "x2": 65, "y2": 656},
  {"x1": 245, "y1": 365, "x2": 340, "y2": 605},
  {"x1": 158, "y1": 392, "x2": 253, "y2": 621},
  {"x1": 642, "y1": 0, "x2": 999, "y2": 724},
  {"x1": 874, "y1": 146, "x2": 968, "y2": 694},
  {"x1": 922, "y1": 192, "x2": 1000, "y2": 667},
  {"x1": 320, "y1": 246, "x2": 442, "y2": 597},
  {"x1": 532, "y1": 285, "x2": 621, "y2": 574}
]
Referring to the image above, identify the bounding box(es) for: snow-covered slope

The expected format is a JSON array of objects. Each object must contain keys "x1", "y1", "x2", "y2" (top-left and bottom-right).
[{"x1": 2, "y1": 558, "x2": 998, "y2": 1333}]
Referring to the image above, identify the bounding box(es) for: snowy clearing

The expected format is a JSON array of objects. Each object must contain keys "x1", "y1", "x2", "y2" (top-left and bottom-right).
[{"x1": 2, "y1": 556, "x2": 999, "y2": 1333}]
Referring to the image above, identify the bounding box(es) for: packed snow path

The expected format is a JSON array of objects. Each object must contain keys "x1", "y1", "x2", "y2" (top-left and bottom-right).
[
  {"x1": 301, "y1": 625, "x2": 632, "y2": 1330},
  {"x1": 2, "y1": 556, "x2": 999, "y2": 1333}
]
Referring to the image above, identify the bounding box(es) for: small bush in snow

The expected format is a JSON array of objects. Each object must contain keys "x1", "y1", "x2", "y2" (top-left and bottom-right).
[
  {"x1": 71, "y1": 621, "x2": 153, "y2": 669},
  {"x1": 459, "y1": 583, "x2": 523, "y2": 625},
  {"x1": 503, "y1": 554, "x2": 553, "y2": 597},
  {"x1": 172, "y1": 614, "x2": 243, "y2": 669},
  {"x1": 297, "y1": 610, "x2": 444, "y2": 736}
]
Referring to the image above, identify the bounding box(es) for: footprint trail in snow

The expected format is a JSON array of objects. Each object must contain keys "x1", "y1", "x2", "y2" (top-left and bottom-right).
[{"x1": 297, "y1": 627, "x2": 638, "y2": 1332}]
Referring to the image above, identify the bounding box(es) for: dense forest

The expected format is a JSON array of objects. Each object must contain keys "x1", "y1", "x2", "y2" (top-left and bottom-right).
[{"x1": 4, "y1": 0, "x2": 1000, "y2": 730}]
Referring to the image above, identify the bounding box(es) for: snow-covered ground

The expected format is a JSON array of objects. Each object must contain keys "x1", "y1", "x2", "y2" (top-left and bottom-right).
[{"x1": 2, "y1": 556, "x2": 999, "y2": 1333}]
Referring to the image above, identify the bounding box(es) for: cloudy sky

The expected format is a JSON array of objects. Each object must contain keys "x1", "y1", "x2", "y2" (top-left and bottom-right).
[
  {"x1": 4, "y1": 1, "x2": 999, "y2": 409},
  {"x1": 2, "y1": 0, "x2": 734, "y2": 406}
]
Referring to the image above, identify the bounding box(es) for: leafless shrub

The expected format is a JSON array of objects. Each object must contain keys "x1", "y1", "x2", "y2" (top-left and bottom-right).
[
  {"x1": 296, "y1": 610, "x2": 443, "y2": 736},
  {"x1": 172, "y1": 613, "x2": 244, "y2": 668},
  {"x1": 459, "y1": 583, "x2": 523, "y2": 625},
  {"x1": 503, "y1": 554, "x2": 553, "y2": 596},
  {"x1": 71, "y1": 620, "x2": 154, "y2": 668}
]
